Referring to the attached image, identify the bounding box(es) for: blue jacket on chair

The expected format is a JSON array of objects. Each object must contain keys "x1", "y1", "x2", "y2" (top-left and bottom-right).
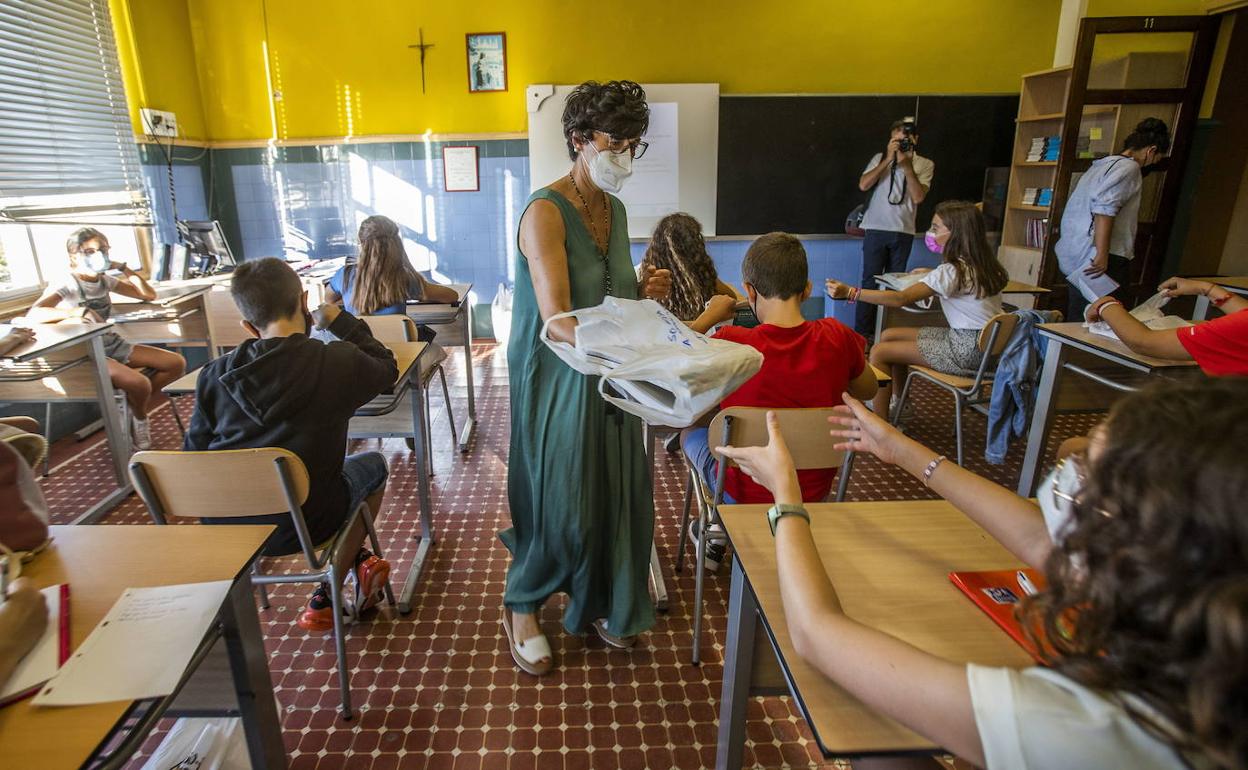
[{"x1": 985, "y1": 309, "x2": 1063, "y2": 464}]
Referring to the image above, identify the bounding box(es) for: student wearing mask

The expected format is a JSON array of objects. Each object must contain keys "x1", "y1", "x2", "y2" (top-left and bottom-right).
[
  {"x1": 1055, "y1": 118, "x2": 1170, "y2": 320},
  {"x1": 720, "y1": 378, "x2": 1247, "y2": 770},
  {"x1": 853, "y1": 118, "x2": 935, "y2": 338}
]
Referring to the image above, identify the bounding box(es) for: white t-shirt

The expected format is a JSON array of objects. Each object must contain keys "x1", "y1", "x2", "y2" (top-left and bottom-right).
[
  {"x1": 920, "y1": 262, "x2": 1002, "y2": 330},
  {"x1": 967, "y1": 665, "x2": 1204, "y2": 770},
  {"x1": 52, "y1": 273, "x2": 119, "y2": 309},
  {"x1": 860, "y1": 152, "x2": 935, "y2": 235}
]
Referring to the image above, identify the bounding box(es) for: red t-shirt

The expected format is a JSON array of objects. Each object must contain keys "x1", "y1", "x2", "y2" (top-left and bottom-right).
[
  {"x1": 1176, "y1": 308, "x2": 1248, "y2": 376},
  {"x1": 713, "y1": 319, "x2": 867, "y2": 503}
]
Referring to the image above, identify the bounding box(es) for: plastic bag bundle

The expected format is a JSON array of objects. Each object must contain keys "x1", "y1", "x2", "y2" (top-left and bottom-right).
[{"x1": 541, "y1": 297, "x2": 763, "y2": 427}]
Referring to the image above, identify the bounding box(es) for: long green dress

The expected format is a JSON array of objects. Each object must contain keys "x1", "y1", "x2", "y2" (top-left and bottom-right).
[{"x1": 500, "y1": 187, "x2": 656, "y2": 638}]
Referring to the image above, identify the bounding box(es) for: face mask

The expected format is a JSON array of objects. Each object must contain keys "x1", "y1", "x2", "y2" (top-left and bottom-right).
[
  {"x1": 83, "y1": 250, "x2": 110, "y2": 273},
  {"x1": 582, "y1": 143, "x2": 633, "y2": 194},
  {"x1": 924, "y1": 231, "x2": 944, "y2": 254},
  {"x1": 1038, "y1": 458, "x2": 1083, "y2": 544}
]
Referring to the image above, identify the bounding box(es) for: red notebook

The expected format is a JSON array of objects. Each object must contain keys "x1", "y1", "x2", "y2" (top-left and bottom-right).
[
  {"x1": 949, "y1": 569, "x2": 1048, "y2": 662},
  {"x1": 0, "y1": 583, "x2": 71, "y2": 707}
]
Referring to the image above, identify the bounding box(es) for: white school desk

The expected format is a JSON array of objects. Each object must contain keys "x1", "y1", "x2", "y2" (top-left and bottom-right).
[
  {"x1": 714, "y1": 501, "x2": 1032, "y2": 768},
  {"x1": 163, "y1": 341, "x2": 436, "y2": 613},
  {"x1": 0, "y1": 321, "x2": 133, "y2": 523},
  {"x1": 110, "y1": 284, "x2": 213, "y2": 349},
  {"x1": 871, "y1": 279, "x2": 1050, "y2": 343},
  {"x1": 0, "y1": 524, "x2": 284, "y2": 770},
  {"x1": 406, "y1": 283, "x2": 476, "y2": 453},
  {"x1": 1015, "y1": 322, "x2": 1201, "y2": 497},
  {"x1": 1190, "y1": 276, "x2": 1248, "y2": 321}
]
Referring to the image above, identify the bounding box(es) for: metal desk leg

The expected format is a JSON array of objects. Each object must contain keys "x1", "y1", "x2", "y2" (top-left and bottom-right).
[
  {"x1": 398, "y1": 372, "x2": 435, "y2": 613},
  {"x1": 457, "y1": 302, "x2": 477, "y2": 453},
  {"x1": 1016, "y1": 336, "x2": 1067, "y2": 497},
  {"x1": 221, "y1": 567, "x2": 288, "y2": 769},
  {"x1": 74, "y1": 335, "x2": 134, "y2": 524},
  {"x1": 716, "y1": 556, "x2": 757, "y2": 770},
  {"x1": 1193, "y1": 293, "x2": 1210, "y2": 322},
  {"x1": 644, "y1": 425, "x2": 669, "y2": 612}
]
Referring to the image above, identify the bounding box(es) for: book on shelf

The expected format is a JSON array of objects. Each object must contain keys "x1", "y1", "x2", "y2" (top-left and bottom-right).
[
  {"x1": 1021, "y1": 187, "x2": 1038, "y2": 205},
  {"x1": 1036, "y1": 188, "x2": 1053, "y2": 206},
  {"x1": 1025, "y1": 217, "x2": 1049, "y2": 249}
]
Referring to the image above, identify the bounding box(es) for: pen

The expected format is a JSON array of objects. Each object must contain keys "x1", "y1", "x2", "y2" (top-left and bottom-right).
[{"x1": 1017, "y1": 570, "x2": 1038, "y2": 597}]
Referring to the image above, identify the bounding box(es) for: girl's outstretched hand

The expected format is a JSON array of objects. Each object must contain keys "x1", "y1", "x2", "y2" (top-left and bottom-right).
[{"x1": 828, "y1": 393, "x2": 909, "y2": 467}]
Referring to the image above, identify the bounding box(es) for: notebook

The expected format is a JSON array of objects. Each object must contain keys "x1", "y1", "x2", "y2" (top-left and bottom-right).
[
  {"x1": 949, "y1": 569, "x2": 1048, "y2": 662},
  {"x1": 0, "y1": 583, "x2": 70, "y2": 707}
]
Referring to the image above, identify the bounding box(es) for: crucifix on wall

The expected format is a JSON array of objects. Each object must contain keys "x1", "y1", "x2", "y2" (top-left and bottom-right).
[{"x1": 408, "y1": 28, "x2": 434, "y2": 94}]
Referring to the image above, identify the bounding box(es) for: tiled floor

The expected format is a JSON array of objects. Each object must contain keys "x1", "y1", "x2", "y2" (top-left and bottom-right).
[{"x1": 38, "y1": 343, "x2": 1096, "y2": 769}]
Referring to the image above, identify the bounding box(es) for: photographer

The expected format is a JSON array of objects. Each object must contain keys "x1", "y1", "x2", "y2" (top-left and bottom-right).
[{"x1": 854, "y1": 118, "x2": 935, "y2": 337}]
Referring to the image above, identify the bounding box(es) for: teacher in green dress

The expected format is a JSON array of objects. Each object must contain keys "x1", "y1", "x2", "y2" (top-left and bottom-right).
[{"x1": 500, "y1": 81, "x2": 672, "y2": 676}]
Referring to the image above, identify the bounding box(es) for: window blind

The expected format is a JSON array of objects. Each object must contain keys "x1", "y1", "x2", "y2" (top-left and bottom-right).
[{"x1": 0, "y1": 0, "x2": 148, "y2": 222}]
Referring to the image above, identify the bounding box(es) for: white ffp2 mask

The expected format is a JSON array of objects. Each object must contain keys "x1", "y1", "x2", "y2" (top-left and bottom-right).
[{"x1": 583, "y1": 143, "x2": 633, "y2": 194}]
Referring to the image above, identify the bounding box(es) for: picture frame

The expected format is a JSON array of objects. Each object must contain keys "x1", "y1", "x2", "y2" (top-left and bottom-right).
[
  {"x1": 442, "y1": 145, "x2": 480, "y2": 192},
  {"x1": 466, "y1": 33, "x2": 507, "y2": 93}
]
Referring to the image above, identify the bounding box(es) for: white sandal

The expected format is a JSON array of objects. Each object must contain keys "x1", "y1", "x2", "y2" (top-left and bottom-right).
[{"x1": 501, "y1": 606, "x2": 553, "y2": 675}]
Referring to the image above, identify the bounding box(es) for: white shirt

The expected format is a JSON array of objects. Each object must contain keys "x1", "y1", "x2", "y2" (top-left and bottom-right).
[
  {"x1": 52, "y1": 273, "x2": 119, "y2": 309},
  {"x1": 1054, "y1": 155, "x2": 1143, "y2": 276},
  {"x1": 920, "y1": 262, "x2": 1002, "y2": 330},
  {"x1": 860, "y1": 152, "x2": 935, "y2": 235},
  {"x1": 967, "y1": 665, "x2": 1204, "y2": 770}
]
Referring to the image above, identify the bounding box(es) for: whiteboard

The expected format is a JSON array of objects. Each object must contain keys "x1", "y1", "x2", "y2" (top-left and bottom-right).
[{"x1": 526, "y1": 83, "x2": 719, "y2": 238}]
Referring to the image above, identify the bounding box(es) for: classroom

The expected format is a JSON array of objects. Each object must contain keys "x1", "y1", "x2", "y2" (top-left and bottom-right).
[{"x1": 0, "y1": 0, "x2": 1245, "y2": 768}]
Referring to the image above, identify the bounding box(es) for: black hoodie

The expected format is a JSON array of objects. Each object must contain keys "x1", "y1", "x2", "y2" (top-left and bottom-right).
[{"x1": 184, "y1": 310, "x2": 398, "y2": 555}]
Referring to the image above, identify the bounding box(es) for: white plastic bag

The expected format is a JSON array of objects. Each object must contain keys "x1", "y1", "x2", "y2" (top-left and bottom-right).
[
  {"x1": 492, "y1": 283, "x2": 513, "y2": 351},
  {"x1": 540, "y1": 297, "x2": 763, "y2": 427},
  {"x1": 1085, "y1": 290, "x2": 1191, "y2": 341},
  {"x1": 141, "y1": 717, "x2": 250, "y2": 770}
]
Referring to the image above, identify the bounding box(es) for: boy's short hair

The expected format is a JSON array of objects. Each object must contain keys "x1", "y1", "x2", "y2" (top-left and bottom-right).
[
  {"x1": 231, "y1": 257, "x2": 303, "y2": 327},
  {"x1": 742, "y1": 232, "x2": 808, "y2": 300}
]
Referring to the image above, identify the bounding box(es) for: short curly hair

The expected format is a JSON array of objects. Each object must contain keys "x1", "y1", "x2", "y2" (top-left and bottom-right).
[{"x1": 562, "y1": 80, "x2": 649, "y2": 160}]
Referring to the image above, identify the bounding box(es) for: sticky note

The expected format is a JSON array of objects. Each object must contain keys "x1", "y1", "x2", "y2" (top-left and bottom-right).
[{"x1": 1089, "y1": 127, "x2": 1103, "y2": 140}]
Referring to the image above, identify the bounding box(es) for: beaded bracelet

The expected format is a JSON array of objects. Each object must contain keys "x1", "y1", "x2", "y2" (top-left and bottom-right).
[{"x1": 922, "y1": 455, "x2": 947, "y2": 486}]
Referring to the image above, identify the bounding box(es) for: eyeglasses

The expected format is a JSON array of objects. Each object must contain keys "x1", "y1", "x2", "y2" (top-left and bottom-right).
[
  {"x1": 1049, "y1": 453, "x2": 1113, "y2": 520},
  {"x1": 80, "y1": 247, "x2": 108, "y2": 257},
  {"x1": 595, "y1": 130, "x2": 649, "y2": 160}
]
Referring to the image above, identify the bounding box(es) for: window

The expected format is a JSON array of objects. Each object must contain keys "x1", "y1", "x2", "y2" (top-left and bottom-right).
[{"x1": 0, "y1": 0, "x2": 149, "y2": 298}]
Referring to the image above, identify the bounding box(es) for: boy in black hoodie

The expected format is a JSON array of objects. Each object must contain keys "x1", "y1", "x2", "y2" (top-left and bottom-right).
[{"x1": 185, "y1": 257, "x2": 400, "y2": 631}]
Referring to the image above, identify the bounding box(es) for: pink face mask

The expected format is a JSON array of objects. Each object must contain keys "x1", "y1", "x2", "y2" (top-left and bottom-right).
[{"x1": 924, "y1": 231, "x2": 944, "y2": 254}]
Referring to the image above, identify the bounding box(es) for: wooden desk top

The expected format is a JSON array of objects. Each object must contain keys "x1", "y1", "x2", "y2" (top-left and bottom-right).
[
  {"x1": 164, "y1": 340, "x2": 427, "y2": 395},
  {"x1": 0, "y1": 524, "x2": 272, "y2": 769},
  {"x1": 719, "y1": 500, "x2": 1032, "y2": 755},
  {"x1": 1003, "y1": 280, "x2": 1049, "y2": 294},
  {"x1": 1190, "y1": 275, "x2": 1248, "y2": 292},
  {"x1": 1038, "y1": 321, "x2": 1199, "y2": 371},
  {"x1": 0, "y1": 321, "x2": 114, "y2": 362},
  {"x1": 111, "y1": 284, "x2": 212, "y2": 307}
]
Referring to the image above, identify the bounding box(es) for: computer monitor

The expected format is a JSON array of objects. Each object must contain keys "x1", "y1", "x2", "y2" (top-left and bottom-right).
[{"x1": 176, "y1": 220, "x2": 236, "y2": 277}]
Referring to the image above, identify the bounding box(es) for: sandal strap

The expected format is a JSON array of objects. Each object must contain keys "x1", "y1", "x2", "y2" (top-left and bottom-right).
[{"x1": 515, "y1": 634, "x2": 552, "y2": 665}]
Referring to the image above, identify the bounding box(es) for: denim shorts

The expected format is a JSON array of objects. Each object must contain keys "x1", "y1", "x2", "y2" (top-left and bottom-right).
[
  {"x1": 682, "y1": 428, "x2": 737, "y2": 505},
  {"x1": 342, "y1": 451, "x2": 389, "y2": 515}
]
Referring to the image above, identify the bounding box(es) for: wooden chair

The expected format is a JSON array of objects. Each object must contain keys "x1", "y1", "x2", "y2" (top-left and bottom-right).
[
  {"x1": 128, "y1": 447, "x2": 395, "y2": 720},
  {"x1": 890, "y1": 312, "x2": 1019, "y2": 466},
  {"x1": 361, "y1": 315, "x2": 456, "y2": 475},
  {"x1": 675, "y1": 406, "x2": 851, "y2": 665}
]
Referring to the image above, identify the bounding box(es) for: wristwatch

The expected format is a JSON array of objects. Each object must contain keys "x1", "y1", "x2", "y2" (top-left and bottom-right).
[{"x1": 767, "y1": 503, "x2": 810, "y2": 536}]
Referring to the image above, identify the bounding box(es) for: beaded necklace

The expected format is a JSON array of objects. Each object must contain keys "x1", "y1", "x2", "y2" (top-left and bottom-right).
[{"x1": 568, "y1": 172, "x2": 613, "y2": 296}]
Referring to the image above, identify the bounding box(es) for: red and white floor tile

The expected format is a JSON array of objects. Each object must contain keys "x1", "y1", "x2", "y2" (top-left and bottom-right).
[{"x1": 37, "y1": 344, "x2": 1097, "y2": 769}]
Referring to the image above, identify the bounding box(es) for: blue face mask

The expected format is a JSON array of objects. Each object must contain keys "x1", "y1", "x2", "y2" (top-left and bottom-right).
[{"x1": 82, "y1": 250, "x2": 109, "y2": 273}]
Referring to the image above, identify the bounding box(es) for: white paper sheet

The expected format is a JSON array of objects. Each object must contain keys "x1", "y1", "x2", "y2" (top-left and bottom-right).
[
  {"x1": 875, "y1": 272, "x2": 926, "y2": 290},
  {"x1": 618, "y1": 101, "x2": 680, "y2": 219},
  {"x1": 0, "y1": 585, "x2": 63, "y2": 703},
  {"x1": 1068, "y1": 269, "x2": 1119, "y2": 303},
  {"x1": 33, "y1": 580, "x2": 232, "y2": 706}
]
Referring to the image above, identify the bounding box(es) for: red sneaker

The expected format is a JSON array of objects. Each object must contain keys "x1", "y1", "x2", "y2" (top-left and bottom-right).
[
  {"x1": 354, "y1": 551, "x2": 390, "y2": 614},
  {"x1": 297, "y1": 584, "x2": 335, "y2": 632}
]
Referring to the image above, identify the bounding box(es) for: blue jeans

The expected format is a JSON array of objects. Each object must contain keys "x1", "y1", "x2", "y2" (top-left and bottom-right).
[
  {"x1": 342, "y1": 451, "x2": 389, "y2": 516},
  {"x1": 682, "y1": 428, "x2": 737, "y2": 505},
  {"x1": 857, "y1": 229, "x2": 915, "y2": 338}
]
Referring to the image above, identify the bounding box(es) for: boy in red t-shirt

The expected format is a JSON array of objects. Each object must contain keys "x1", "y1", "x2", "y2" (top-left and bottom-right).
[{"x1": 681, "y1": 233, "x2": 878, "y2": 569}]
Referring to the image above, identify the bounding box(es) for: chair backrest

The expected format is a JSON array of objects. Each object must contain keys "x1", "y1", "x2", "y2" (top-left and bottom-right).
[
  {"x1": 977, "y1": 312, "x2": 1019, "y2": 357},
  {"x1": 708, "y1": 407, "x2": 846, "y2": 473},
  {"x1": 128, "y1": 448, "x2": 310, "y2": 519},
  {"x1": 362, "y1": 315, "x2": 419, "y2": 343}
]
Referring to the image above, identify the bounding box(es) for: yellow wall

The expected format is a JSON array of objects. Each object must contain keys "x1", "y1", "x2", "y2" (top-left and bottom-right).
[
  {"x1": 1086, "y1": 0, "x2": 1205, "y2": 14},
  {"x1": 110, "y1": 0, "x2": 209, "y2": 140},
  {"x1": 145, "y1": 0, "x2": 1064, "y2": 141}
]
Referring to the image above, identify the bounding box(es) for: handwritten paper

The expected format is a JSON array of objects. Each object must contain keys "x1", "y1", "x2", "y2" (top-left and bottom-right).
[
  {"x1": 33, "y1": 581, "x2": 231, "y2": 706},
  {"x1": 443, "y1": 146, "x2": 479, "y2": 192}
]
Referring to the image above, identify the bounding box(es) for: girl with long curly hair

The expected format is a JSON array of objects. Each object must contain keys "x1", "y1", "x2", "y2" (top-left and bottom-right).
[
  {"x1": 639, "y1": 213, "x2": 739, "y2": 322},
  {"x1": 719, "y1": 378, "x2": 1247, "y2": 770}
]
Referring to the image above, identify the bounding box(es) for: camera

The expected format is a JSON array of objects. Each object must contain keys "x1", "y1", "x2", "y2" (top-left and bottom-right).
[{"x1": 897, "y1": 116, "x2": 917, "y2": 153}]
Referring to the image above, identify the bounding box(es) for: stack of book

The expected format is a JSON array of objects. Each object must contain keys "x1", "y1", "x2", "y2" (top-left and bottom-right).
[
  {"x1": 1020, "y1": 187, "x2": 1053, "y2": 207},
  {"x1": 1025, "y1": 218, "x2": 1049, "y2": 249},
  {"x1": 1025, "y1": 136, "x2": 1061, "y2": 162}
]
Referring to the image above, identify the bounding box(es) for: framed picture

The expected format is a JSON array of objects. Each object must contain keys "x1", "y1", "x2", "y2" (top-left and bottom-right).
[
  {"x1": 466, "y1": 33, "x2": 507, "y2": 93},
  {"x1": 442, "y1": 145, "x2": 480, "y2": 192}
]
